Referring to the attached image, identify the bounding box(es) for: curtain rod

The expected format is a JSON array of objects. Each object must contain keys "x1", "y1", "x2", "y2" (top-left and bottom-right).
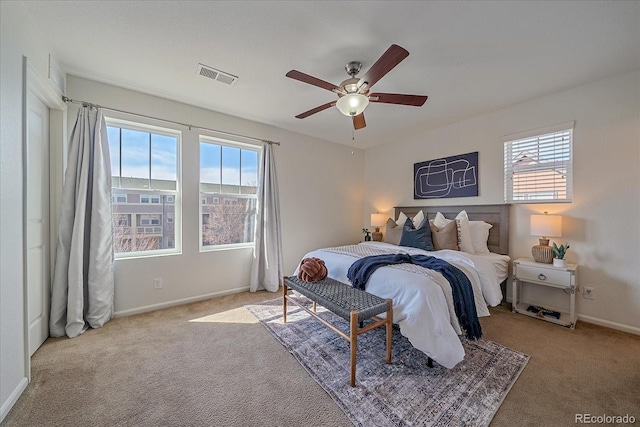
[{"x1": 61, "y1": 96, "x2": 280, "y2": 146}]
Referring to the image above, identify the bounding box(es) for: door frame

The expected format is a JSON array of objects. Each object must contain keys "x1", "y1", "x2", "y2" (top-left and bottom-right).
[{"x1": 22, "y1": 56, "x2": 67, "y2": 380}]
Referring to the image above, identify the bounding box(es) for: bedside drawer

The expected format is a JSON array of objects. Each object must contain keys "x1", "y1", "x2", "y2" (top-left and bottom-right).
[{"x1": 515, "y1": 263, "x2": 573, "y2": 287}]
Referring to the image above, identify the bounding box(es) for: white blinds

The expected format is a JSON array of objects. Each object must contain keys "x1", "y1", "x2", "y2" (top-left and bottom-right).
[{"x1": 504, "y1": 127, "x2": 573, "y2": 203}]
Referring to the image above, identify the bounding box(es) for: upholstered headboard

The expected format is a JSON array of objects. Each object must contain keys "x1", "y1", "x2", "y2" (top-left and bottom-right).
[{"x1": 393, "y1": 204, "x2": 510, "y2": 255}]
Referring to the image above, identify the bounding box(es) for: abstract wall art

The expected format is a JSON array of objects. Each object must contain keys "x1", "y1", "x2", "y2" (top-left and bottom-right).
[{"x1": 414, "y1": 151, "x2": 478, "y2": 199}]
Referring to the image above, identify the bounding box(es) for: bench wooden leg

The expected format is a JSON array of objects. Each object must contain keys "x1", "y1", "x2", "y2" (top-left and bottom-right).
[
  {"x1": 282, "y1": 279, "x2": 288, "y2": 324},
  {"x1": 386, "y1": 299, "x2": 393, "y2": 364},
  {"x1": 350, "y1": 310, "x2": 358, "y2": 387}
]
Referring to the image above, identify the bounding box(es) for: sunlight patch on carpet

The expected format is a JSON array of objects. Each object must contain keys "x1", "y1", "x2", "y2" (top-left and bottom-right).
[{"x1": 189, "y1": 307, "x2": 259, "y2": 324}]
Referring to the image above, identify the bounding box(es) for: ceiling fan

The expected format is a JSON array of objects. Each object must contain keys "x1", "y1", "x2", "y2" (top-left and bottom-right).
[{"x1": 286, "y1": 44, "x2": 428, "y2": 130}]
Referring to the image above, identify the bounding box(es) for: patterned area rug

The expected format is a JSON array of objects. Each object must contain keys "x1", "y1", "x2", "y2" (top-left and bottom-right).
[{"x1": 246, "y1": 296, "x2": 529, "y2": 427}]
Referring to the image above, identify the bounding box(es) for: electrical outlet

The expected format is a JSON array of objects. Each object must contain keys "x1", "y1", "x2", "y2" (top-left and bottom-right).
[
  {"x1": 584, "y1": 286, "x2": 595, "y2": 299},
  {"x1": 153, "y1": 278, "x2": 162, "y2": 289}
]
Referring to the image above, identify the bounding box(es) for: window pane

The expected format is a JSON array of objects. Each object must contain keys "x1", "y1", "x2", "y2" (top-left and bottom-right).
[
  {"x1": 107, "y1": 119, "x2": 180, "y2": 257},
  {"x1": 504, "y1": 128, "x2": 572, "y2": 203},
  {"x1": 200, "y1": 143, "x2": 221, "y2": 193},
  {"x1": 241, "y1": 149, "x2": 258, "y2": 194},
  {"x1": 200, "y1": 139, "x2": 259, "y2": 249},
  {"x1": 221, "y1": 146, "x2": 240, "y2": 187},
  {"x1": 151, "y1": 134, "x2": 177, "y2": 189},
  {"x1": 121, "y1": 129, "x2": 150, "y2": 188},
  {"x1": 201, "y1": 194, "x2": 256, "y2": 246},
  {"x1": 113, "y1": 190, "x2": 176, "y2": 253}
]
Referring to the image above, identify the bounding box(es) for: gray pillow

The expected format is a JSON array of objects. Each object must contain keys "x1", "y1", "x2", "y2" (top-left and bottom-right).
[
  {"x1": 384, "y1": 218, "x2": 403, "y2": 245},
  {"x1": 399, "y1": 218, "x2": 434, "y2": 251},
  {"x1": 430, "y1": 220, "x2": 459, "y2": 251}
]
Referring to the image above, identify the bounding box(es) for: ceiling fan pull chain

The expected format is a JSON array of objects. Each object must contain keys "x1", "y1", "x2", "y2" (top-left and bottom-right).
[{"x1": 351, "y1": 129, "x2": 356, "y2": 155}]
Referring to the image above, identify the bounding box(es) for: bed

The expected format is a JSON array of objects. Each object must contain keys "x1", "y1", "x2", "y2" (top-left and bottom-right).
[{"x1": 294, "y1": 204, "x2": 510, "y2": 369}]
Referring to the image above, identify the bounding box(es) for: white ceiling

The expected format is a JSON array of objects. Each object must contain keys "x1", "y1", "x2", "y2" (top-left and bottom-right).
[{"x1": 23, "y1": 1, "x2": 640, "y2": 149}]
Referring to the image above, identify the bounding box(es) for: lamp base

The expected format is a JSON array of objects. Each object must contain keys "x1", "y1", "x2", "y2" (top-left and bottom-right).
[
  {"x1": 532, "y1": 244, "x2": 554, "y2": 264},
  {"x1": 372, "y1": 231, "x2": 382, "y2": 242}
]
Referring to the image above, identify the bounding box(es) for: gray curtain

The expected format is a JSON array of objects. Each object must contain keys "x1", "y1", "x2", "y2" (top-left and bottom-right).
[
  {"x1": 50, "y1": 106, "x2": 114, "y2": 338},
  {"x1": 250, "y1": 142, "x2": 283, "y2": 292}
]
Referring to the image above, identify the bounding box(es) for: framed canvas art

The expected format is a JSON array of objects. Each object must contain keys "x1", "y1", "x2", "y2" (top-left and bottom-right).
[{"x1": 414, "y1": 151, "x2": 478, "y2": 199}]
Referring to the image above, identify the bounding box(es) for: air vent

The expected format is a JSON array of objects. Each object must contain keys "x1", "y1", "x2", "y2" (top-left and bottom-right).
[{"x1": 196, "y1": 63, "x2": 238, "y2": 86}]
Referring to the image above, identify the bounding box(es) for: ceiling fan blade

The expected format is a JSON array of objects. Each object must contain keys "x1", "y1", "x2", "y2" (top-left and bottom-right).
[
  {"x1": 286, "y1": 70, "x2": 339, "y2": 93},
  {"x1": 295, "y1": 101, "x2": 335, "y2": 119},
  {"x1": 357, "y1": 44, "x2": 409, "y2": 90},
  {"x1": 369, "y1": 93, "x2": 428, "y2": 106},
  {"x1": 353, "y1": 113, "x2": 366, "y2": 130}
]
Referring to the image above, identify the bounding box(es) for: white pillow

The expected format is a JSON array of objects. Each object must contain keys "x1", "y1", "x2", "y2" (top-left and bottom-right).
[
  {"x1": 432, "y1": 210, "x2": 475, "y2": 254},
  {"x1": 412, "y1": 210, "x2": 425, "y2": 228},
  {"x1": 396, "y1": 210, "x2": 425, "y2": 228},
  {"x1": 396, "y1": 211, "x2": 408, "y2": 226},
  {"x1": 454, "y1": 211, "x2": 475, "y2": 254},
  {"x1": 469, "y1": 221, "x2": 493, "y2": 254},
  {"x1": 432, "y1": 212, "x2": 449, "y2": 229}
]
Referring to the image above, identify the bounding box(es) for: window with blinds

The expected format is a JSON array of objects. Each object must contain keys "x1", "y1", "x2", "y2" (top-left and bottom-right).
[{"x1": 504, "y1": 126, "x2": 573, "y2": 203}]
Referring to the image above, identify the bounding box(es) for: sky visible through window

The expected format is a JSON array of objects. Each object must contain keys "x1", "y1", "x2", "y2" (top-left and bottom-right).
[
  {"x1": 107, "y1": 125, "x2": 259, "y2": 188},
  {"x1": 107, "y1": 126, "x2": 177, "y2": 181},
  {"x1": 200, "y1": 142, "x2": 258, "y2": 187}
]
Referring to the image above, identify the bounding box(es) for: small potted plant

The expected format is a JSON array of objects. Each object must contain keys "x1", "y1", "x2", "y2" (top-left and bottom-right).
[
  {"x1": 362, "y1": 228, "x2": 371, "y2": 242},
  {"x1": 552, "y1": 242, "x2": 570, "y2": 267}
]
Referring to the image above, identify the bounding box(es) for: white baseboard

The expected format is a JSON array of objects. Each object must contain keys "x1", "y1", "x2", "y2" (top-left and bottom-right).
[
  {"x1": 577, "y1": 314, "x2": 640, "y2": 336},
  {"x1": 1, "y1": 377, "x2": 28, "y2": 423},
  {"x1": 114, "y1": 286, "x2": 251, "y2": 318},
  {"x1": 503, "y1": 297, "x2": 639, "y2": 336}
]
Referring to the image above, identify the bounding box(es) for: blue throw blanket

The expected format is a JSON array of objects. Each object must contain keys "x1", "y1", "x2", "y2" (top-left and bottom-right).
[{"x1": 347, "y1": 254, "x2": 482, "y2": 340}]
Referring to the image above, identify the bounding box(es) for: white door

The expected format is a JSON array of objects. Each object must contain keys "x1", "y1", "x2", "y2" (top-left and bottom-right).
[{"x1": 26, "y1": 89, "x2": 50, "y2": 356}]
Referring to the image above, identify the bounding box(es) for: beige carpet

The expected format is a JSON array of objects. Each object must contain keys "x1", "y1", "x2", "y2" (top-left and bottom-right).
[{"x1": 3, "y1": 290, "x2": 639, "y2": 426}]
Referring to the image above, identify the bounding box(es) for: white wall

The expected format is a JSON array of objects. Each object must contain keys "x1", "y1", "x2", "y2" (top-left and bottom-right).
[
  {"x1": 0, "y1": 1, "x2": 66, "y2": 421},
  {"x1": 364, "y1": 70, "x2": 640, "y2": 333},
  {"x1": 66, "y1": 76, "x2": 365, "y2": 315}
]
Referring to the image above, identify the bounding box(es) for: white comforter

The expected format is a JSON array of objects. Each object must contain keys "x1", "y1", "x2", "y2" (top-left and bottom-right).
[{"x1": 294, "y1": 242, "x2": 510, "y2": 369}]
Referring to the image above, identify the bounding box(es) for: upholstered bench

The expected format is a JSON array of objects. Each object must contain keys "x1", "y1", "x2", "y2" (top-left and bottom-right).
[{"x1": 282, "y1": 275, "x2": 393, "y2": 387}]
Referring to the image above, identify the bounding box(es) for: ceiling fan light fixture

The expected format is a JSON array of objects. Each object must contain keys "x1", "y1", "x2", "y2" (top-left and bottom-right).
[{"x1": 336, "y1": 93, "x2": 369, "y2": 116}]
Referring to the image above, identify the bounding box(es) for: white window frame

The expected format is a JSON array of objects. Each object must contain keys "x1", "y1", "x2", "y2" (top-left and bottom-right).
[
  {"x1": 106, "y1": 116, "x2": 182, "y2": 258},
  {"x1": 503, "y1": 122, "x2": 574, "y2": 204},
  {"x1": 199, "y1": 136, "x2": 261, "y2": 251}
]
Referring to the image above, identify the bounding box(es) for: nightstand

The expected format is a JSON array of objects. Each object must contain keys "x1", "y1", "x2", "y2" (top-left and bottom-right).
[{"x1": 512, "y1": 258, "x2": 578, "y2": 328}]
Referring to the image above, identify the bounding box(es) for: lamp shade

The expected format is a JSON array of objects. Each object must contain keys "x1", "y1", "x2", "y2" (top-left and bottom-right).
[
  {"x1": 336, "y1": 93, "x2": 369, "y2": 116},
  {"x1": 530, "y1": 214, "x2": 562, "y2": 237},
  {"x1": 370, "y1": 213, "x2": 386, "y2": 227}
]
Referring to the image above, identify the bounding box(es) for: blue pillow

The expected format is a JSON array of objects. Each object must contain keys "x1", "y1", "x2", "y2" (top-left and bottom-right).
[{"x1": 399, "y1": 217, "x2": 434, "y2": 251}]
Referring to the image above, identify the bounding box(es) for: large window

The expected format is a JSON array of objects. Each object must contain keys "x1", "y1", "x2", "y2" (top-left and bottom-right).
[
  {"x1": 200, "y1": 137, "x2": 259, "y2": 249},
  {"x1": 504, "y1": 123, "x2": 573, "y2": 203},
  {"x1": 107, "y1": 119, "x2": 180, "y2": 256}
]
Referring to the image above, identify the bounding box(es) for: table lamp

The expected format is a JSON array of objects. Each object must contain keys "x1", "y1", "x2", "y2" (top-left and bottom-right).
[
  {"x1": 370, "y1": 213, "x2": 386, "y2": 242},
  {"x1": 530, "y1": 212, "x2": 562, "y2": 263}
]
